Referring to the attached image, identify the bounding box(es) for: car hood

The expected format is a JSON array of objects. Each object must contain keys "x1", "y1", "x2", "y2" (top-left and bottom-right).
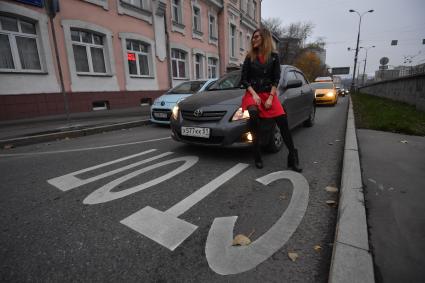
[
  {"x1": 156, "y1": 93, "x2": 193, "y2": 103},
  {"x1": 179, "y1": 88, "x2": 244, "y2": 108}
]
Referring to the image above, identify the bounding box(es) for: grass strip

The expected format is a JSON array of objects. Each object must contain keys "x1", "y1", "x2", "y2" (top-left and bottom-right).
[{"x1": 351, "y1": 92, "x2": 425, "y2": 136}]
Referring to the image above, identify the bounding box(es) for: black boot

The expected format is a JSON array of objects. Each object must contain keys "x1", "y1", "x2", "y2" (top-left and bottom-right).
[
  {"x1": 254, "y1": 146, "x2": 263, "y2": 169},
  {"x1": 287, "y1": 149, "x2": 302, "y2": 172}
]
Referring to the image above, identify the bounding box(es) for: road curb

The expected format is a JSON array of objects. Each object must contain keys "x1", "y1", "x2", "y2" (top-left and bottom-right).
[
  {"x1": 328, "y1": 97, "x2": 375, "y2": 283},
  {"x1": 0, "y1": 119, "x2": 151, "y2": 149}
]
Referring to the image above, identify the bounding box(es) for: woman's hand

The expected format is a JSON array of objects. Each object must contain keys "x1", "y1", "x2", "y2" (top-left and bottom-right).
[
  {"x1": 264, "y1": 95, "x2": 273, "y2": 109},
  {"x1": 252, "y1": 93, "x2": 261, "y2": 105}
]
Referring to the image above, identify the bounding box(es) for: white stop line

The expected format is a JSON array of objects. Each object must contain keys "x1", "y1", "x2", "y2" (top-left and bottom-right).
[{"x1": 47, "y1": 149, "x2": 309, "y2": 275}]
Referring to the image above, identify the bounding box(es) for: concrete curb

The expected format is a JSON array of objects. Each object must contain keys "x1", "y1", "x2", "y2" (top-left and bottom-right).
[
  {"x1": 328, "y1": 97, "x2": 375, "y2": 283},
  {"x1": 0, "y1": 119, "x2": 151, "y2": 148}
]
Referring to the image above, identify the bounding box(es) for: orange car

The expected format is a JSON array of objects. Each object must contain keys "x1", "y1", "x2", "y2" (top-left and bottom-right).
[{"x1": 311, "y1": 82, "x2": 338, "y2": 106}]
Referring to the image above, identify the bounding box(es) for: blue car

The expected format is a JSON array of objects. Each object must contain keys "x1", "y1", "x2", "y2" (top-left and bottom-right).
[{"x1": 150, "y1": 79, "x2": 217, "y2": 125}]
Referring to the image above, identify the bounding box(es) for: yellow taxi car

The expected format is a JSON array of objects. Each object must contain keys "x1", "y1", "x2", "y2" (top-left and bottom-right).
[{"x1": 310, "y1": 82, "x2": 338, "y2": 106}]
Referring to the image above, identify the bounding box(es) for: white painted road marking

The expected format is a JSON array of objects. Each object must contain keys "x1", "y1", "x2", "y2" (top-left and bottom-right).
[
  {"x1": 48, "y1": 149, "x2": 172, "y2": 191},
  {"x1": 120, "y1": 163, "x2": 249, "y2": 251},
  {"x1": 0, "y1": 137, "x2": 171, "y2": 157},
  {"x1": 83, "y1": 156, "x2": 199, "y2": 204},
  {"x1": 205, "y1": 171, "x2": 309, "y2": 275}
]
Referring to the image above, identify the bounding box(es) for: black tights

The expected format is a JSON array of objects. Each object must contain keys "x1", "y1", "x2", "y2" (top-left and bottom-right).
[{"x1": 247, "y1": 106, "x2": 295, "y2": 156}]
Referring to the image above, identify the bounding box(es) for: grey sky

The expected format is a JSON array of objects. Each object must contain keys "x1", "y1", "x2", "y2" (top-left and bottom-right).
[{"x1": 261, "y1": 0, "x2": 425, "y2": 76}]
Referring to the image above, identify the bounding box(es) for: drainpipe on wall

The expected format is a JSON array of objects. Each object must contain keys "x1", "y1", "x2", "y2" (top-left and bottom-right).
[
  {"x1": 46, "y1": 0, "x2": 70, "y2": 122},
  {"x1": 164, "y1": 16, "x2": 172, "y2": 89}
]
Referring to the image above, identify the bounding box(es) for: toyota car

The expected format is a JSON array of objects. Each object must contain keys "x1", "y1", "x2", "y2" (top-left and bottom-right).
[{"x1": 169, "y1": 65, "x2": 315, "y2": 152}]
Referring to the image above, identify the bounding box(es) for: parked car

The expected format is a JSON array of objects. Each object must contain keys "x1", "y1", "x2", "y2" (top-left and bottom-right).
[
  {"x1": 150, "y1": 79, "x2": 217, "y2": 124},
  {"x1": 311, "y1": 82, "x2": 338, "y2": 106},
  {"x1": 170, "y1": 65, "x2": 316, "y2": 152},
  {"x1": 314, "y1": 76, "x2": 333, "y2": 82}
]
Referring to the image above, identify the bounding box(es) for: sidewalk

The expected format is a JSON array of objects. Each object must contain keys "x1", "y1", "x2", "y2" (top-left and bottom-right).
[{"x1": 0, "y1": 106, "x2": 151, "y2": 148}]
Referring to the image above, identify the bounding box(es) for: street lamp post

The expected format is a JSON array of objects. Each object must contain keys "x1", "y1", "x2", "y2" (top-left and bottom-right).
[
  {"x1": 349, "y1": 9, "x2": 374, "y2": 92},
  {"x1": 362, "y1": 45, "x2": 376, "y2": 85}
]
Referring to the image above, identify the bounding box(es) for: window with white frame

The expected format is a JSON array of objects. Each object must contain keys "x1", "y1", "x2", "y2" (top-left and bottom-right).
[
  {"x1": 192, "y1": 6, "x2": 201, "y2": 32},
  {"x1": 171, "y1": 49, "x2": 187, "y2": 78},
  {"x1": 239, "y1": 31, "x2": 244, "y2": 51},
  {"x1": 194, "y1": 54, "x2": 203, "y2": 79},
  {"x1": 207, "y1": 57, "x2": 218, "y2": 78},
  {"x1": 172, "y1": 0, "x2": 183, "y2": 24},
  {"x1": 0, "y1": 15, "x2": 41, "y2": 71},
  {"x1": 230, "y1": 24, "x2": 236, "y2": 58},
  {"x1": 121, "y1": 0, "x2": 149, "y2": 10},
  {"x1": 71, "y1": 29, "x2": 106, "y2": 74},
  {"x1": 126, "y1": 39, "x2": 151, "y2": 76},
  {"x1": 209, "y1": 14, "x2": 217, "y2": 40}
]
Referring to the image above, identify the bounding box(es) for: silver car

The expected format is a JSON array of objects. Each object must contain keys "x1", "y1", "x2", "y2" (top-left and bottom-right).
[
  {"x1": 170, "y1": 65, "x2": 315, "y2": 152},
  {"x1": 150, "y1": 79, "x2": 216, "y2": 125}
]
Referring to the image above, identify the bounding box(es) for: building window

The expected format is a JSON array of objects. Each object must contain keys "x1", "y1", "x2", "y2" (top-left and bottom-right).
[
  {"x1": 209, "y1": 14, "x2": 217, "y2": 40},
  {"x1": 121, "y1": 0, "x2": 149, "y2": 10},
  {"x1": 126, "y1": 39, "x2": 151, "y2": 76},
  {"x1": 253, "y1": 1, "x2": 257, "y2": 20},
  {"x1": 172, "y1": 0, "x2": 182, "y2": 24},
  {"x1": 194, "y1": 54, "x2": 203, "y2": 79},
  {"x1": 0, "y1": 15, "x2": 41, "y2": 71},
  {"x1": 239, "y1": 31, "x2": 244, "y2": 50},
  {"x1": 193, "y1": 6, "x2": 201, "y2": 32},
  {"x1": 230, "y1": 24, "x2": 236, "y2": 58},
  {"x1": 208, "y1": 57, "x2": 218, "y2": 78},
  {"x1": 71, "y1": 29, "x2": 106, "y2": 74},
  {"x1": 171, "y1": 49, "x2": 187, "y2": 78}
]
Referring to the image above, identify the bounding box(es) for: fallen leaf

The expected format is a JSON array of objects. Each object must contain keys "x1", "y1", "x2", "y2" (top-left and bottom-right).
[
  {"x1": 288, "y1": 252, "x2": 299, "y2": 262},
  {"x1": 326, "y1": 200, "x2": 337, "y2": 206},
  {"x1": 325, "y1": 186, "x2": 338, "y2": 193},
  {"x1": 314, "y1": 245, "x2": 322, "y2": 252},
  {"x1": 3, "y1": 144, "x2": 14, "y2": 149},
  {"x1": 232, "y1": 234, "x2": 251, "y2": 246},
  {"x1": 400, "y1": 140, "x2": 408, "y2": 144},
  {"x1": 313, "y1": 161, "x2": 319, "y2": 164},
  {"x1": 279, "y1": 193, "x2": 288, "y2": 200},
  {"x1": 335, "y1": 139, "x2": 341, "y2": 142}
]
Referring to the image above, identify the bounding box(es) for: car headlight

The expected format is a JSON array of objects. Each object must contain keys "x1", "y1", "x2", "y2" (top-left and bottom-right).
[
  {"x1": 326, "y1": 92, "x2": 334, "y2": 97},
  {"x1": 171, "y1": 105, "x2": 179, "y2": 120},
  {"x1": 231, "y1": 107, "x2": 250, "y2": 121}
]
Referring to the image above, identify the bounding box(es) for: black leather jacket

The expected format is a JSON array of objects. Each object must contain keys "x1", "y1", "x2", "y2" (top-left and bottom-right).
[{"x1": 240, "y1": 52, "x2": 281, "y2": 93}]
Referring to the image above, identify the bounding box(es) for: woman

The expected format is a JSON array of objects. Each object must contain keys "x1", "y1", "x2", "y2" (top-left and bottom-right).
[{"x1": 240, "y1": 28, "x2": 302, "y2": 172}]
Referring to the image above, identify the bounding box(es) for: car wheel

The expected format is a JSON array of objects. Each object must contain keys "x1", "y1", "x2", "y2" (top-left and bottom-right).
[
  {"x1": 303, "y1": 104, "x2": 316, "y2": 127},
  {"x1": 264, "y1": 124, "x2": 283, "y2": 153}
]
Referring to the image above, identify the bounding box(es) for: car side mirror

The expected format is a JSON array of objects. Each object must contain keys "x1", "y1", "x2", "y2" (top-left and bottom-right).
[{"x1": 286, "y1": 79, "x2": 303, "y2": 89}]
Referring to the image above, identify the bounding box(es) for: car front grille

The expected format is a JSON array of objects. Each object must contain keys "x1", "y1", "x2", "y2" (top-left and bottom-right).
[
  {"x1": 181, "y1": 110, "x2": 227, "y2": 122},
  {"x1": 152, "y1": 108, "x2": 171, "y2": 121},
  {"x1": 177, "y1": 133, "x2": 224, "y2": 144}
]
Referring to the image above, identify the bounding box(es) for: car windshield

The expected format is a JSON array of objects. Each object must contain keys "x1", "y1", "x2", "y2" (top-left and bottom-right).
[
  {"x1": 166, "y1": 81, "x2": 207, "y2": 94},
  {"x1": 311, "y1": 82, "x2": 334, "y2": 89},
  {"x1": 208, "y1": 72, "x2": 241, "y2": 90}
]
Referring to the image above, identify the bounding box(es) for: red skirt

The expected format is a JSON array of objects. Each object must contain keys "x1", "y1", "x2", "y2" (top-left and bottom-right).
[{"x1": 241, "y1": 90, "x2": 285, "y2": 118}]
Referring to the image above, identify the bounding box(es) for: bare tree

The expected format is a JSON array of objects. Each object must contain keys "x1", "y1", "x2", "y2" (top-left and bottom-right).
[
  {"x1": 282, "y1": 21, "x2": 315, "y2": 46},
  {"x1": 261, "y1": 17, "x2": 285, "y2": 38}
]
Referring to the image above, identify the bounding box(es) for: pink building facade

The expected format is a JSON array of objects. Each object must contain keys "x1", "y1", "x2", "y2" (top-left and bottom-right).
[{"x1": 0, "y1": 0, "x2": 260, "y2": 120}]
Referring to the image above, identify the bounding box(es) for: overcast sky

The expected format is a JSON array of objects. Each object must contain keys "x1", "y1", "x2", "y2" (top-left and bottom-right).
[{"x1": 261, "y1": 0, "x2": 425, "y2": 76}]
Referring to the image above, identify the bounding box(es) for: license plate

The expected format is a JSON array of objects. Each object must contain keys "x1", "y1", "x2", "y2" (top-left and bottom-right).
[
  {"x1": 154, "y1": 112, "x2": 168, "y2": 118},
  {"x1": 181, "y1": 126, "x2": 210, "y2": 138}
]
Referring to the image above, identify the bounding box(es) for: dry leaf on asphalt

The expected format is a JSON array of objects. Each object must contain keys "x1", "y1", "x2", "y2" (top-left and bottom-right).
[
  {"x1": 3, "y1": 144, "x2": 14, "y2": 149},
  {"x1": 326, "y1": 200, "x2": 337, "y2": 206},
  {"x1": 400, "y1": 140, "x2": 408, "y2": 144},
  {"x1": 314, "y1": 245, "x2": 322, "y2": 252},
  {"x1": 232, "y1": 233, "x2": 252, "y2": 246},
  {"x1": 288, "y1": 252, "x2": 299, "y2": 262},
  {"x1": 325, "y1": 186, "x2": 338, "y2": 193}
]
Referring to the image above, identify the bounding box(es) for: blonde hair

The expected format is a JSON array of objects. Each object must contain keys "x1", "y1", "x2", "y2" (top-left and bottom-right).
[{"x1": 247, "y1": 28, "x2": 276, "y2": 61}]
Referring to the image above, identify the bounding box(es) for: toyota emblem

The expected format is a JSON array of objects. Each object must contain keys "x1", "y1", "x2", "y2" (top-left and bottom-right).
[{"x1": 193, "y1": 109, "x2": 203, "y2": 117}]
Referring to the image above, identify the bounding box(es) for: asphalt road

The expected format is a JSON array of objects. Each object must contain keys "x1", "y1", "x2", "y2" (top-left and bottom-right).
[{"x1": 0, "y1": 97, "x2": 349, "y2": 282}]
